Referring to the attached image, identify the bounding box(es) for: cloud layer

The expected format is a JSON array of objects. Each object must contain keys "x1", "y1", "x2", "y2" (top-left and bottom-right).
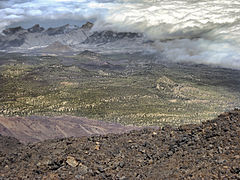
[{"x1": 1, "y1": 0, "x2": 240, "y2": 68}]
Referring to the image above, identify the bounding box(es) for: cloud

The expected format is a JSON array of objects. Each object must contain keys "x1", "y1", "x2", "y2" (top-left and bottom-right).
[
  {"x1": 0, "y1": 0, "x2": 240, "y2": 68},
  {"x1": 1, "y1": 0, "x2": 240, "y2": 41},
  {"x1": 0, "y1": 0, "x2": 103, "y2": 30}
]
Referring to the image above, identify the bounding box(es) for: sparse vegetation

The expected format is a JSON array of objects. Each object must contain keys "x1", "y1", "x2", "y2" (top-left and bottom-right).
[{"x1": 0, "y1": 52, "x2": 240, "y2": 126}]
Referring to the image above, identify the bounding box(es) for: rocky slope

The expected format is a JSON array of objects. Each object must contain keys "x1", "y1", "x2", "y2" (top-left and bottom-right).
[
  {"x1": 0, "y1": 22, "x2": 146, "y2": 53},
  {"x1": 0, "y1": 109, "x2": 239, "y2": 179},
  {"x1": 0, "y1": 23, "x2": 91, "y2": 51},
  {"x1": 0, "y1": 134, "x2": 22, "y2": 154},
  {"x1": 0, "y1": 116, "x2": 141, "y2": 144}
]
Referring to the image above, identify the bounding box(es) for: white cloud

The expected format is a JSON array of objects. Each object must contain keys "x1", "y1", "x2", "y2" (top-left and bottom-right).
[{"x1": 0, "y1": 0, "x2": 240, "y2": 68}]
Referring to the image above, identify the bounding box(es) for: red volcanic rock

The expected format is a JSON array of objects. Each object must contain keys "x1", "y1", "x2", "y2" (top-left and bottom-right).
[{"x1": 0, "y1": 116, "x2": 142, "y2": 144}]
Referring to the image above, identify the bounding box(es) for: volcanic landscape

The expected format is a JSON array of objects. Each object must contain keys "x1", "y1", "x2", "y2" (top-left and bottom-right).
[{"x1": 0, "y1": 21, "x2": 240, "y2": 179}]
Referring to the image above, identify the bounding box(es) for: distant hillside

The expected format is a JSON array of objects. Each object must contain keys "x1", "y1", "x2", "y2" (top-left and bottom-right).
[
  {"x1": 0, "y1": 22, "x2": 146, "y2": 53},
  {"x1": 41, "y1": 41, "x2": 73, "y2": 53},
  {"x1": 0, "y1": 116, "x2": 141, "y2": 144},
  {"x1": 0, "y1": 109, "x2": 239, "y2": 179}
]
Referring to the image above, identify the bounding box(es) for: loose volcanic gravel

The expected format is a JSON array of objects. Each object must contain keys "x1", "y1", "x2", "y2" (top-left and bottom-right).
[{"x1": 0, "y1": 109, "x2": 240, "y2": 179}]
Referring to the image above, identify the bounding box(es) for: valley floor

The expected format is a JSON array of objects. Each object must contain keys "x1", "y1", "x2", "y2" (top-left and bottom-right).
[{"x1": 0, "y1": 52, "x2": 240, "y2": 126}]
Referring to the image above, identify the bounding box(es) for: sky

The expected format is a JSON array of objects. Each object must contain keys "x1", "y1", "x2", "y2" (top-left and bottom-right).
[{"x1": 1, "y1": 0, "x2": 240, "y2": 68}]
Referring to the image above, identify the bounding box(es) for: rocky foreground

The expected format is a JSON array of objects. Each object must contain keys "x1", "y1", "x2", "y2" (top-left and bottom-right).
[{"x1": 0, "y1": 109, "x2": 240, "y2": 179}]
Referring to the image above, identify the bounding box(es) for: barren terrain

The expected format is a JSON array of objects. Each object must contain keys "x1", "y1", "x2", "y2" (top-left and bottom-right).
[{"x1": 0, "y1": 109, "x2": 239, "y2": 179}]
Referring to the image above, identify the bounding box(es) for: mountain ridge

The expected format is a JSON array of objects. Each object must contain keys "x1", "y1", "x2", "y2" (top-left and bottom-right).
[{"x1": 0, "y1": 22, "x2": 146, "y2": 53}]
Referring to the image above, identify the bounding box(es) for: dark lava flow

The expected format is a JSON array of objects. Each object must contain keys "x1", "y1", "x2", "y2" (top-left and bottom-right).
[{"x1": 0, "y1": 109, "x2": 240, "y2": 179}]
